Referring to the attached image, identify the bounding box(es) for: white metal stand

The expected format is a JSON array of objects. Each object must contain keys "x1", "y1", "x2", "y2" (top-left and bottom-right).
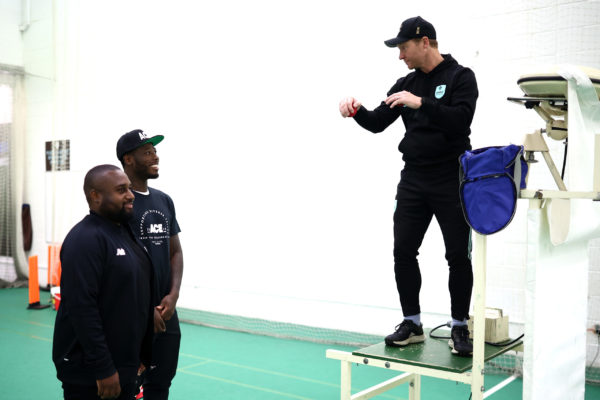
[{"x1": 326, "y1": 233, "x2": 520, "y2": 399}]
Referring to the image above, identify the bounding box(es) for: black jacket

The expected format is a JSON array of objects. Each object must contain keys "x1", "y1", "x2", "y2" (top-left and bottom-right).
[
  {"x1": 52, "y1": 211, "x2": 156, "y2": 385},
  {"x1": 354, "y1": 54, "x2": 478, "y2": 170}
]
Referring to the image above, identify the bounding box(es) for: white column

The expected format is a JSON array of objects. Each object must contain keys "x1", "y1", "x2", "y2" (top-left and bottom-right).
[{"x1": 523, "y1": 199, "x2": 588, "y2": 400}]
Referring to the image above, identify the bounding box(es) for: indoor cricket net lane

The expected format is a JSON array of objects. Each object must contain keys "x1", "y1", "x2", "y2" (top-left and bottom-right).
[{"x1": 5, "y1": 287, "x2": 599, "y2": 399}]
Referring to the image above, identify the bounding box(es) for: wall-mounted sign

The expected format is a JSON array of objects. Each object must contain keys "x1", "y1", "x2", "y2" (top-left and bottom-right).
[{"x1": 45, "y1": 140, "x2": 70, "y2": 171}]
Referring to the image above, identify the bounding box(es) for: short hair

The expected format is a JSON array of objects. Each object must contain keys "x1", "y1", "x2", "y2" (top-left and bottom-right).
[
  {"x1": 412, "y1": 37, "x2": 438, "y2": 49},
  {"x1": 83, "y1": 164, "x2": 120, "y2": 202},
  {"x1": 118, "y1": 151, "x2": 130, "y2": 167}
]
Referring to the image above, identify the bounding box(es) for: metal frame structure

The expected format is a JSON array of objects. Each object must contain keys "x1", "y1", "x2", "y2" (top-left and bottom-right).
[
  {"x1": 327, "y1": 77, "x2": 600, "y2": 399},
  {"x1": 326, "y1": 234, "x2": 523, "y2": 400}
]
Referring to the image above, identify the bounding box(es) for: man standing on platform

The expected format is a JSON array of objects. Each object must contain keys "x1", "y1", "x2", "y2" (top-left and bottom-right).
[
  {"x1": 53, "y1": 164, "x2": 155, "y2": 399},
  {"x1": 338, "y1": 16, "x2": 478, "y2": 356},
  {"x1": 117, "y1": 129, "x2": 184, "y2": 398}
]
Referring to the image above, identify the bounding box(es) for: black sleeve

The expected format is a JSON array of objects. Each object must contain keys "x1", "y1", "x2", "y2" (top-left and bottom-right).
[
  {"x1": 60, "y1": 231, "x2": 116, "y2": 380},
  {"x1": 419, "y1": 68, "x2": 478, "y2": 136},
  {"x1": 140, "y1": 307, "x2": 154, "y2": 368},
  {"x1": 352, "y1": 80, "x2": 404, "y2": 133},
  {"x1": 127, "y1": 223, "x2": 156, "y2": 368}
]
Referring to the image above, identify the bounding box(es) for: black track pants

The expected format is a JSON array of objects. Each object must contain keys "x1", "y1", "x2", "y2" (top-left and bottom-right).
[
  {"x1": 142, "y1": 311, "x2": 181, "y2": 400},
  {"x1": 393, "y1": 167, "x2": 473, "y2": 321},
  {"x1": 62, "y1": 381, "x2": 137, "y2": 400}
]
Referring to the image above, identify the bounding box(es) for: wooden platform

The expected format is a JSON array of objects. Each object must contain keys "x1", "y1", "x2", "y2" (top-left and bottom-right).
[{"x1": 352, "y1": 329, "x2": 522, "y2": 373}]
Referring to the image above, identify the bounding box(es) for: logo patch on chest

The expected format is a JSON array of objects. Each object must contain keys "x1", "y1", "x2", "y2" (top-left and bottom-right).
[
  {"x1": 435, "y1": 84, "x2": 447, "y2": 99},
  {"x1": 138, "y1": 209, "x2": 171, "y2": 244},
  {"x1": 149, "y1": 223, "x2": 165, "y2": 234}
]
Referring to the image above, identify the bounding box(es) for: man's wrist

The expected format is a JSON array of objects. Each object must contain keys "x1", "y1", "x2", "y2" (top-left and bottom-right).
[{"x1": 419, "y1": 96, "x2": 434, "y2": 111}]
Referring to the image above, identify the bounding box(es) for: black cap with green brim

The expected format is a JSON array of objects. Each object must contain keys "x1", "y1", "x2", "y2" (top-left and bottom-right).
[{"x1": 116, "y1": 129, "x2": 164, "y2": 161}]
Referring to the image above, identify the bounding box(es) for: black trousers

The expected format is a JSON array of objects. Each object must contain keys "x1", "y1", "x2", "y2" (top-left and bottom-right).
[
  {"x1": 62, "y1": 380, "x2": 137, "y2": 400},
  {"x1": 393, "y1": 166, "x2": 473, "y2": 321},
  {"x1": 142, "y1": 311, "x2": 181, "y2": 400}
]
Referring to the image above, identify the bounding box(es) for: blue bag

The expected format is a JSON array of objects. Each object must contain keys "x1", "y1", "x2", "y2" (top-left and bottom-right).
[{"x1": 459, "y1": 145, "x2": 528, "y2": 235}]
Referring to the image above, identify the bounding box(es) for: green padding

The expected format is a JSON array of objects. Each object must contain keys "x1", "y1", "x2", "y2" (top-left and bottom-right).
[{"x1": 352, "y1": 329, "x2": 523, "y2": 373}]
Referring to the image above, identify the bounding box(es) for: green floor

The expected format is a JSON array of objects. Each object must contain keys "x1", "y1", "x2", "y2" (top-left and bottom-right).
[{"x1": 0, "y1": 288, "x2": 598, "y2": 399}]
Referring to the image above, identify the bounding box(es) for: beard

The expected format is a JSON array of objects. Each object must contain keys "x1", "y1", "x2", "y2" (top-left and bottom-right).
[
  {"x1": 118, "y1": 207, "x2": 134, "y2": 223},
  {"x1": 134, "y1": 163, "x2": 159, "y2": 180},
  {"x1": 100, "y1": 203, "x2": 134, "y2": 224}
]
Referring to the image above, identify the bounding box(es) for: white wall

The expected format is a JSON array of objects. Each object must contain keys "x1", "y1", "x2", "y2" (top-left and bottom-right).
[
  {"x1": 11, "y1": 0, "x2": 600, "y2": 351},
  {"x1": 0, "y1": 0, "x2": 23, "y2": 66},
  {"x1": 20, "y1": 0, "x2": 57, "y2": 285},
  {"x1": 589, "y1": 239, "x2": 600, "y2": 365}
]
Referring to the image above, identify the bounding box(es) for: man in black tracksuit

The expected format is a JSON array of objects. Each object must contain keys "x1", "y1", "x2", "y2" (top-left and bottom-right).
[
  {"x1": 52, "y1": 165, "x2": 156, "y2": 399},
  {"x1": 339, "y1": 16, "x2": 478, "y2": 356}
]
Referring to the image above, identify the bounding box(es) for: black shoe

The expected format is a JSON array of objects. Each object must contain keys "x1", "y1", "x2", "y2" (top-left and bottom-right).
[
  {"x1": 385, "y1": 320, "x2": 425, "y2": 347},
  {"x1": 449, "y1": 325, "x2": 473, "y2": 356}
]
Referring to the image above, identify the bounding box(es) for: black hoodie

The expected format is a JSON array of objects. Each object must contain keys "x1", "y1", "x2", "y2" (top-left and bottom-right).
[{"x1": 354, "y1": 54, "x2": 478, "y2": 170}]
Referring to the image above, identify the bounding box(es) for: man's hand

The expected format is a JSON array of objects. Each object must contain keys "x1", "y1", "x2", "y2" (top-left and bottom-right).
[
  {"x1": 339, "y1": 97, "x2": 362, "y2": 117},
  {"x1": 154, "y1": 307, "x2": 166, "y2": 333},
  {"x1": 158, "y1": 293, "x2": 178, "y2": 321},
  {"x1": 96, "y1": 371, "x2": 120, "y2": 399},
  {"x1": 385, "y1": 91, "x2": 422, "y2": 109}
]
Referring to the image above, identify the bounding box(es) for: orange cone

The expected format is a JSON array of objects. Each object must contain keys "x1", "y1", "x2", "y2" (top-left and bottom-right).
[
  {"x1": 48, "y1": 244, "x2": 62, "y2": 288},
  {"x1": 27, "y1": 255, "x2": 50, "y2": 310}
]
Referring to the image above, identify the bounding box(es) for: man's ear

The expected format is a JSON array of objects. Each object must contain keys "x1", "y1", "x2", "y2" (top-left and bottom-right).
[
  {"x1": 123, "y1": 153, "x2": 134, "y2": 167},
  {"x1": 89, "y1": 188, "x2": 102, "y2": 205}
]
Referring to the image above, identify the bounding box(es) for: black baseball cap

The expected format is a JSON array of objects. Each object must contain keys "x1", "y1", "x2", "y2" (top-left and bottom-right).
[
  {"x1": 116, "y1": 129, "x2": 164, "y2": 161},
  {"x1": 384, "y1": 16, "x2": 436, "y2": 47}
]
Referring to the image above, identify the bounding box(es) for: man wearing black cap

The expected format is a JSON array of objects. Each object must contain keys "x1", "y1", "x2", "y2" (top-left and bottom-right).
[
  {"x1": 338, "y1": 16, "x2": 478, "y2": 356},
  {"x1": 116, "y1": 130, "x2": 183, "y2": 398}
]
